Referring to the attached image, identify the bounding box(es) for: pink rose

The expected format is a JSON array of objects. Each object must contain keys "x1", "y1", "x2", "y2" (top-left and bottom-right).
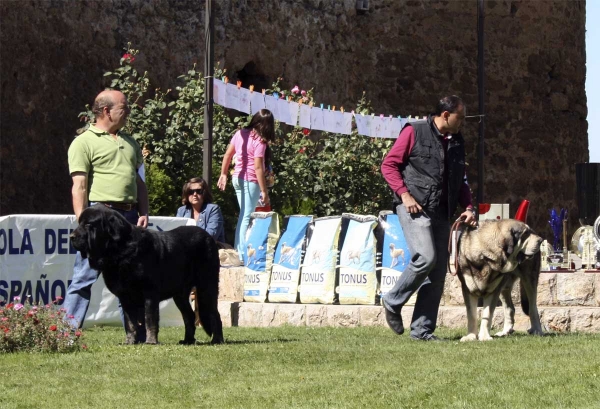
[
  {"x1": 301, "y1": 90, "x2": 307, "y2": 96},
  {"x1": 291, "y1": 85, "x2": 300, "y2": 94}
]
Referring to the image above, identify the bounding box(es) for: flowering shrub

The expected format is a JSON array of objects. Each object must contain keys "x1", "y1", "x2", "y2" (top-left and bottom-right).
[
  {"x1": 79, "y1": 45, "x2": 395, "y2": 239},
  {"x1": 0, "y1": 296, "x2": 86, "y2": 353}
]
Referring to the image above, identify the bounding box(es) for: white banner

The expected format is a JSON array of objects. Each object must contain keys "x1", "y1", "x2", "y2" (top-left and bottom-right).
[{"x1": 0, "y1": 214, "x2": 196, "y2": 327}]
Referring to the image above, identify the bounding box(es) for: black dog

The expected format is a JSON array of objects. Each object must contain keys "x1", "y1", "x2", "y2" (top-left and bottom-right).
[{"x1": 70, "y1": 204, "x2": 224, "y2": 345}]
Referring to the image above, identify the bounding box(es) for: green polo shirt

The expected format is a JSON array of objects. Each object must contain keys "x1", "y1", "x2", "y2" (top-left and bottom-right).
[{"x1": 68, "y1": 124, "x2": 143, "y2": 203}]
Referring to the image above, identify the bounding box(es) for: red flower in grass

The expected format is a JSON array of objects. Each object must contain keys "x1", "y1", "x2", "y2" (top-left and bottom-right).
[
  {"x1": 123, "y1": 53, "x2": 136, "y2": 63},
  {"x1": 75, "y1": 331, "x2": 82, "y2": 337},
  {"x1": 49, "y1": 325, "x2": 57, "y2": 331},
  {"x1": 302, "y1": 128, "x2": 310, "y2": 136},
  {"x1": 299, "y1": 147, "x2": 307, "y2": 154}
]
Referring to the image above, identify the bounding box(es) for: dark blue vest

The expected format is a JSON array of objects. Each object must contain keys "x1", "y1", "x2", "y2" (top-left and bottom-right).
[{"x1": 393, "y1": 115, "x2": 466, "y2": 219}]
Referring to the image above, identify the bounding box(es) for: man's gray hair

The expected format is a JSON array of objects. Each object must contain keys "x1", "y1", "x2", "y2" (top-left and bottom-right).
[{"x1": 91, "y1": 93, "x2": 114, "y2": 118}]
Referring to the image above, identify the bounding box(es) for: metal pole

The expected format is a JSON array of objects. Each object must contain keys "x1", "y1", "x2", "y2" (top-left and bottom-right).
[
  {"x1": 476, "y1": 0, "x2": 485, "y2": 205},
  {"x1": 203, "y1": 0, "x2": 214, "y2": 183}
]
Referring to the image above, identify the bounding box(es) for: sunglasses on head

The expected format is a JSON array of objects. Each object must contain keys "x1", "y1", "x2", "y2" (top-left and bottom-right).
[{"x1": 188, "y1": 188, "x2": 204, "y2": 196}]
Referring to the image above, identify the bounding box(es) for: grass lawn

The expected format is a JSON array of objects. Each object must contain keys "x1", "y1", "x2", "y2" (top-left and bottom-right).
[{"x1": 0, "y1": 326, "x2": 599, "y2": 409}]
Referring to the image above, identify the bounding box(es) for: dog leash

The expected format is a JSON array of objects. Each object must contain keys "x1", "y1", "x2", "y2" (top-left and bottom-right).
[{"x1": 447, "y1": 216, "x2": 467, "y2": 276}]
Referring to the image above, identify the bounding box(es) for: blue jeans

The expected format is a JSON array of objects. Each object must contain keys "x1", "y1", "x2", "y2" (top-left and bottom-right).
[
  {"x1": 382, "y1": 205, "x2": 450, "y2": 339},
  {"x1": 64, "y1": 206, "x2": 145, "y2": 341},
  {"x1": 232, "y1": 177, "x2": 261, "y2": 261}
]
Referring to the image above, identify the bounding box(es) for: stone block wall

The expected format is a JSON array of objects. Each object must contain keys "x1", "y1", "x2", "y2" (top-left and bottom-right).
[
  {"x1": 219, "y1": 267, "x2": 600, "y2": 332},
  {"x1": 1, "y1": 0, "x2": 588, "y2": 238}
]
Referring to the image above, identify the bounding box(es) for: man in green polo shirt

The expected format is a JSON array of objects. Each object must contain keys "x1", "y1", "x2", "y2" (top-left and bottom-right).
[{"x1": 65, "y1": 89, "x2": 149, "y2": 341}]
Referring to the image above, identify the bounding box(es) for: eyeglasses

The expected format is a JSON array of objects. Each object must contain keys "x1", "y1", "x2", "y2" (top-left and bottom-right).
[{"x1": 188, "y1": 188, "x2": 203, "y2": 196}]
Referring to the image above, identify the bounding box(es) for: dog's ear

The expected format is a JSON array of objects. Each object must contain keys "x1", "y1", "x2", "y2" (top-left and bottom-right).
[
  {"x1": 84, "y1": 223, "x2": 94, "y2": 259},
  {"x1": 502, "y1": 224, "x2": 523, "y2": 256},
  {"x1": 503, "y1": 223, "x2": 529, "y2": 257},
  {"x1": 105, "y1": 211, "x2": 132, "y2": 243}
]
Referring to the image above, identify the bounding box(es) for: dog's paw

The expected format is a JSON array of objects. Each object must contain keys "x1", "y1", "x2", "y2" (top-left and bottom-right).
[
  {"x1": 124, "y1": 336, "x2": 137, "y2": 345},
  {"x1": 478, "y1": 333, "x2": 494, "y2": 341},
  {"x1": 460, "y1": 334, "x2": 478, "y2": 342},
  {"x1": 527, "y1": 327, "x2": 544, "y2": 336},
  {"x1": 494, "y1": 328, "x2": 514, "y2": 337},
  {"x1": 210, "y1": 336, "x2": 224, "y2": 345},
  {"x1": 178, "y1": 338, "x2": 196, "y2": 345}
]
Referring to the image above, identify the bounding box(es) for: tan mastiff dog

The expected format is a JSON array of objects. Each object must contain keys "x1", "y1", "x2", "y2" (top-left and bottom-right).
[{"x1": 456, "y1": 219, "x2": 543, "y2": 342}]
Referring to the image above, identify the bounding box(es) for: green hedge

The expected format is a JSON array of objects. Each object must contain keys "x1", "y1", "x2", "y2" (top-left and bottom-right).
[{"x1": 79, "y1": 45, "x2": 394, "y2": 243}]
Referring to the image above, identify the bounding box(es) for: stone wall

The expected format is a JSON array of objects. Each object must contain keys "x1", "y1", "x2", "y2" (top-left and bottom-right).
[
  {"x1": 0, "y1": 0, "x2": 588, "y2": 238},
  {"x1": 219, "y1": 267, "x2": 600, "y2": 332}
]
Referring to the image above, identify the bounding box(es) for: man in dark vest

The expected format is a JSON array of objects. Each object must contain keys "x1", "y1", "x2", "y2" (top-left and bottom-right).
[{"x1": 380, "y1": 95, "x2": 477, "y2": 341}]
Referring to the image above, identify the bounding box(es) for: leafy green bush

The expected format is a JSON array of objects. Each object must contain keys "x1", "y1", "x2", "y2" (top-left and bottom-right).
[
  {"x1": 146, "y1": 163, "x2": 179, "y2": 216},
  {"x1": 80, "y1": 45, "x2": 395, "y2": 239}
]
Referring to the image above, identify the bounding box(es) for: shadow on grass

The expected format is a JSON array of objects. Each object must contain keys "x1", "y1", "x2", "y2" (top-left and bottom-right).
[
  {"x1": 195, "y1": 337, "x2": 300, "y2": 346},
  {"x1": 440, "y1": 331, "x2": 579, "y2": 342}
]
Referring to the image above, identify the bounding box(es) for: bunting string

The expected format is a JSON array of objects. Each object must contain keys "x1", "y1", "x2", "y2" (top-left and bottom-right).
[{"x1": 212, "y1": 79, "x2": 428, "y2": 138}]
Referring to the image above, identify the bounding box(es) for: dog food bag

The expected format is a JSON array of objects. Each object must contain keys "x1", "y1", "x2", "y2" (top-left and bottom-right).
[
  {"x1": 243, "y1": 212, "x2": 280, "y2": 302},
  {"x1": 377, "y1": 211, "x2": 417, "y2": 305},
  {"x1": 338, "y1": 214, "x2": 379, "y2": 305},
  {"x1": 268, "y1": 215, "x2": 313, "y2": 303},
  {"x1": 299, "y1": 216, "x2": 342, "y2": 304}
]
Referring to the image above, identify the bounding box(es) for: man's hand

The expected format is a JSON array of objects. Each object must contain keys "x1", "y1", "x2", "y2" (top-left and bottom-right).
[
  {"x1": 400, "y1": 192, "x2": 423, "y2": 214},
  {"x1": 460, "y1": 208, "x2": 477, "y2": 227},
  {"x1": 137, "y1": 215, "x2": 149, "y2": 229}
]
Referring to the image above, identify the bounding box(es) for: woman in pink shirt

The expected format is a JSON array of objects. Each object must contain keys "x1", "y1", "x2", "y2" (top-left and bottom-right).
[{"x1": 217, "y1": 109, "x2": 275, "y2": 261}]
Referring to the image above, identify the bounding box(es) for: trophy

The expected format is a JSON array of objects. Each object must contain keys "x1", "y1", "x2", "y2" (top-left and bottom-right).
[
  {"x1": 548, "y1": 208, "x2": 568, "y2": 269},
  {"x1": 549, "y1": 208, "x2": 567, "y2": 251}
]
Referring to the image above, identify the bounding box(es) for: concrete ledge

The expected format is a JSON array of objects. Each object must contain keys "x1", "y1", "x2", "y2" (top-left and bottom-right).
[
  {"x1": 225, "y1": 302, "x2": 600, "y2": 333},
  {"x1": 217, "y1": 269, "x2": 600, "y2": 332},
  {"x1": 219, "y1": 267, "x2": 244, "y2": 302},
  {"x1": 441, "y1": 271, "x2": 600, "y2": 307}
]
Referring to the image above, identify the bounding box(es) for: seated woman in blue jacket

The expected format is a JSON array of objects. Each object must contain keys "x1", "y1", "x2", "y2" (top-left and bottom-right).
[{"x1": 176, "y1": 177, "x2": 225, "y2": 243}]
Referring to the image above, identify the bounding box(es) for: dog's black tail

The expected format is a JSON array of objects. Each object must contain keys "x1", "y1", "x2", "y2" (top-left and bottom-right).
[
  {"x1": 196, "y1": 288, "x2": 224, "y2": 344},
  {"x1": 196, "y1": 249, "x2": 224, "y2": 344}
]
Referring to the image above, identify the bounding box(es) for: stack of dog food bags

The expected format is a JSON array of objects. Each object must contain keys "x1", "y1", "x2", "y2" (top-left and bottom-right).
[
  {"x1": 243, "y1": 211, "x2": 280, "y2": 302},
  {"x1": 337, "y1": 213, "x2": 379, "y2": 305},
  {"x1": 299, "y1": 216, "x2": 342, "y2": 304},
  {"x1": 377, "y1": 211, "x2": 416, "y2": 305},
  {"x1": 268, "y1": 215, "x2": 313, "y2": 303}
]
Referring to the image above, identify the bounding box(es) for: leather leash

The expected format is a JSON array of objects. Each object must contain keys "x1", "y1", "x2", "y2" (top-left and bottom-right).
[{"x1": 447, "y1": 216, "x2": 467, "y2": 276}]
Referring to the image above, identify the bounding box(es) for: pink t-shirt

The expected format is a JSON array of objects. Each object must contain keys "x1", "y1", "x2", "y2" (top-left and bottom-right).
[{"x1": 231, "y1": 128, "x2": 266, "y2": 183}]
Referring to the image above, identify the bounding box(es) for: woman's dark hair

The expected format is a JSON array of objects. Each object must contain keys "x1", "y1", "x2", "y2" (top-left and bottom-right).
[
  {"x1": 434, "y1": 95, "x2": 465, "y2": 116},
  {"x1": 181, "y1": 177, "x2": 213, "y2": 206},
  {"x1": 245, "y1": 109, "x2": 275, "y2": 143},
  {"x1": 264, "y1": 145, "x2": 272, "y2": 168}
]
